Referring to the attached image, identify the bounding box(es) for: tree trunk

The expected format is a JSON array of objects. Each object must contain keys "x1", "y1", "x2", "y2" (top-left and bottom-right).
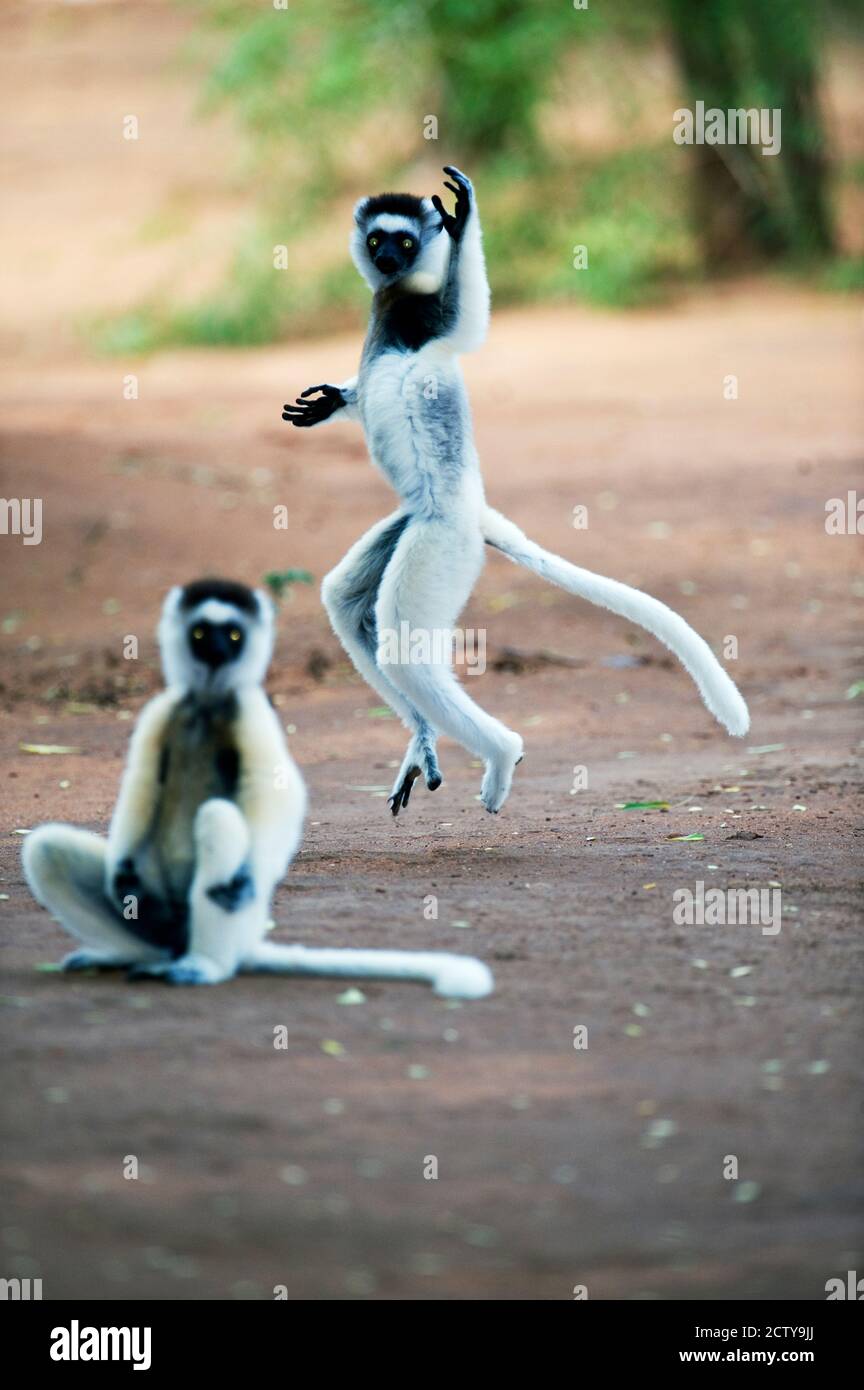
[{"x1": 666, "y1": 0, "x2": 833, "y2": 267}]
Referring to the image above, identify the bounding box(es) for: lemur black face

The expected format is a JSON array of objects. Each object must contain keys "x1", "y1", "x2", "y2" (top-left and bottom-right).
[
  {"x1": 161, "y1": 576, "x2": 273, "y2": 693},
  {"x1": 188, "y1": 619, "x2": 245, "y2": 669},
  {"x1": 366, "y1": 227, "x2": 419, "y2": 277},
  {"x1": 352, "y1": 192, "x2": 434, "y2": 289}
]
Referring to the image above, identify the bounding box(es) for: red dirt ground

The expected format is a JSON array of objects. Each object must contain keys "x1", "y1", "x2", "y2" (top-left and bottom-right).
[{"x1": 1, "y1": 286, "x2": 862, "y2": 1299}]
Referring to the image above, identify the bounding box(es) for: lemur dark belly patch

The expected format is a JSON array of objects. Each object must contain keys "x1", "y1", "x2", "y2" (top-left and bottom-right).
[{"x1": 148, "y1": 693, "x2": 240, "y2": 907}]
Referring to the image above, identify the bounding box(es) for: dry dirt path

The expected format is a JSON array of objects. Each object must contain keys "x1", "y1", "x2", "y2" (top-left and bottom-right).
[{"x1": 1, "y1": 288, "x2": 862, "y2": 1299}]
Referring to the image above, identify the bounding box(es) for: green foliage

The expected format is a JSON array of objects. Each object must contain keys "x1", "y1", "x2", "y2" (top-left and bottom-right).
[
  {"x1": 482, "y1": 147, "x2": 695, "y2": 309},
  {"x1": 193, "y1": 0, "x2": 595, "y2": 163},
  {"x1": 196, "y1": 0, "x2": 425, "y2": 180},
  {"x1": 821, "y1": 256, "x2": 864, "y2": 292},
  {"x1": 424, "y1": 0, "x2": 594, "y2": 157},
  {"x1": 263, "y1": 569, "x2": 315, "y2": 602},
  {"x1": 91, "y1": 0, "x2": 851, "y2": 352},
  {"x1": 92, "y1": 224, "x2": 369, "y2": 352}
]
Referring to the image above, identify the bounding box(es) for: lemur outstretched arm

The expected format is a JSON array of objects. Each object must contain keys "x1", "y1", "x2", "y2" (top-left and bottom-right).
[
  {"x1": 282, "y1": 377, "x2": 359, "y2": 428},
  {"x1": 433, "y1": 166, "x2": 490, "y2": 356},
  {"x1": 106, "y1": 689, "x2": 181, "y2": 883}
]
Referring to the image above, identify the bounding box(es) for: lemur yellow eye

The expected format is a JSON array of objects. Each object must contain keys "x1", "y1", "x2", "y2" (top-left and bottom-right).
[
  {"x1": 368, "y1": 235, "x2": 379, "y2": 248},
  {"x1": 402, "y1": 238, "x2": 414, "y2": 249},
  {"x1": 229, "y1": 628, "x2": 241, "y2": 642},
  {"x1": 192, "y1": 627, "x2": 204, "y2": 641}
]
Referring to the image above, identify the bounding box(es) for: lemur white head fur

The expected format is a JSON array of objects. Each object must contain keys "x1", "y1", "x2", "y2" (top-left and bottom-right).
[
  {"x1": 158, "y1": 578, "x2": 275, "y2": 694},
  {"x1": 351, "y1": 191, "x2": 450, "y2": 294}
]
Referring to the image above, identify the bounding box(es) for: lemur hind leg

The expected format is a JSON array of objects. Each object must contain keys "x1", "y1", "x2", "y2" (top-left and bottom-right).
[
  {"x1": 375, "y1": 515, "x2": 523, "y2": 814},
  {"x1": 22, "y1": 824, "x2": 167, "y2": 971},
  {"x1": 131, "y1": 799, "x2": 266, "y2": 985},
  {"x1": 321, "y1": 509, "x2": 442, "y2": 814}
]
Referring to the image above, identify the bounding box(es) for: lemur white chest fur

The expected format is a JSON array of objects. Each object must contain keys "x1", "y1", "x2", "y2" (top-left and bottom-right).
[
  {"x1": 358, "y1": 349, "x2": 478, "y2": 517},
  {"x1": 284, "y1": 167, "x2": 750, "y2": 821}
]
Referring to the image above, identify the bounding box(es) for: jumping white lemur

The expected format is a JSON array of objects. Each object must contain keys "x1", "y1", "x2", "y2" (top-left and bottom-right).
[
  {"x1": 22, "y1": 577, "x2": 492, "y2": 997},
  {"x1": 283, "y1": 167, "x2": 749, "y2": 816}
]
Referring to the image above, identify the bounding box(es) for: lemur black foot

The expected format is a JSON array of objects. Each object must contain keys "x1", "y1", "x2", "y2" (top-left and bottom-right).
[
  {"x1": 388, "y1": 747, "x2": 443, "y2": 816},
  {"x1": 206, "y1": 864, "x2": 255, "y2": 913},
  {"x1": 420, "y1": 739, "x2": 442, "y2": 791},
  {"x1": 389, "y1": 764, "x2": 422, "y2": 817}
]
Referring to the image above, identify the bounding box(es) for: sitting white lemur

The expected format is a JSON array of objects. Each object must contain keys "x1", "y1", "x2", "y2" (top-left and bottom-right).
[
  {"x1": 22, "y1": 577, "x2": 492, "y2": 997},
  {"x1": 283, "y1": 167, "x2": 749, "y2": 816}
]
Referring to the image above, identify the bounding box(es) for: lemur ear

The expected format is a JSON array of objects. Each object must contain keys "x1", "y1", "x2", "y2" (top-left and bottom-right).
[{"x1": 353, "y1": 197, "x2": 371, "y2": 227}]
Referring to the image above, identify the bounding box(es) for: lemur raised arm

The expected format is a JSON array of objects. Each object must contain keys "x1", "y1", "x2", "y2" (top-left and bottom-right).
[
  {"x1": 22, "y1": 577, "x2": 492, "y2": 998},
  {"x1": 283, "y1": 167, "x2": 749, "y2": 817}
]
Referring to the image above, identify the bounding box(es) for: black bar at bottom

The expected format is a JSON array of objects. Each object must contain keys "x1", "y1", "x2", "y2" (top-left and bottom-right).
[{"x1": 2, "y1": 1298, "x2": 858, "y2": 1374}]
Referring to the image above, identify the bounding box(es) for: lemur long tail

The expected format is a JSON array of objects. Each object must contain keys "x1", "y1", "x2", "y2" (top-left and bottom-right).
[
  {"x1": 243, "y1": 941, "x2": 493, "y2": 999},
  {"x1": 482, "y1": 506, "x2": 749, "y2": 737}
]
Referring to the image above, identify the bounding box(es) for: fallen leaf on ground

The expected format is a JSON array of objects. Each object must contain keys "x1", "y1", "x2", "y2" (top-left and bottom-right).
[
  {"x1": 336, "y1": 989, "x2": 365, "y2": 1006},
  {"x1": 20, "y1": 744, "x2": 79, "y2": 755}
]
